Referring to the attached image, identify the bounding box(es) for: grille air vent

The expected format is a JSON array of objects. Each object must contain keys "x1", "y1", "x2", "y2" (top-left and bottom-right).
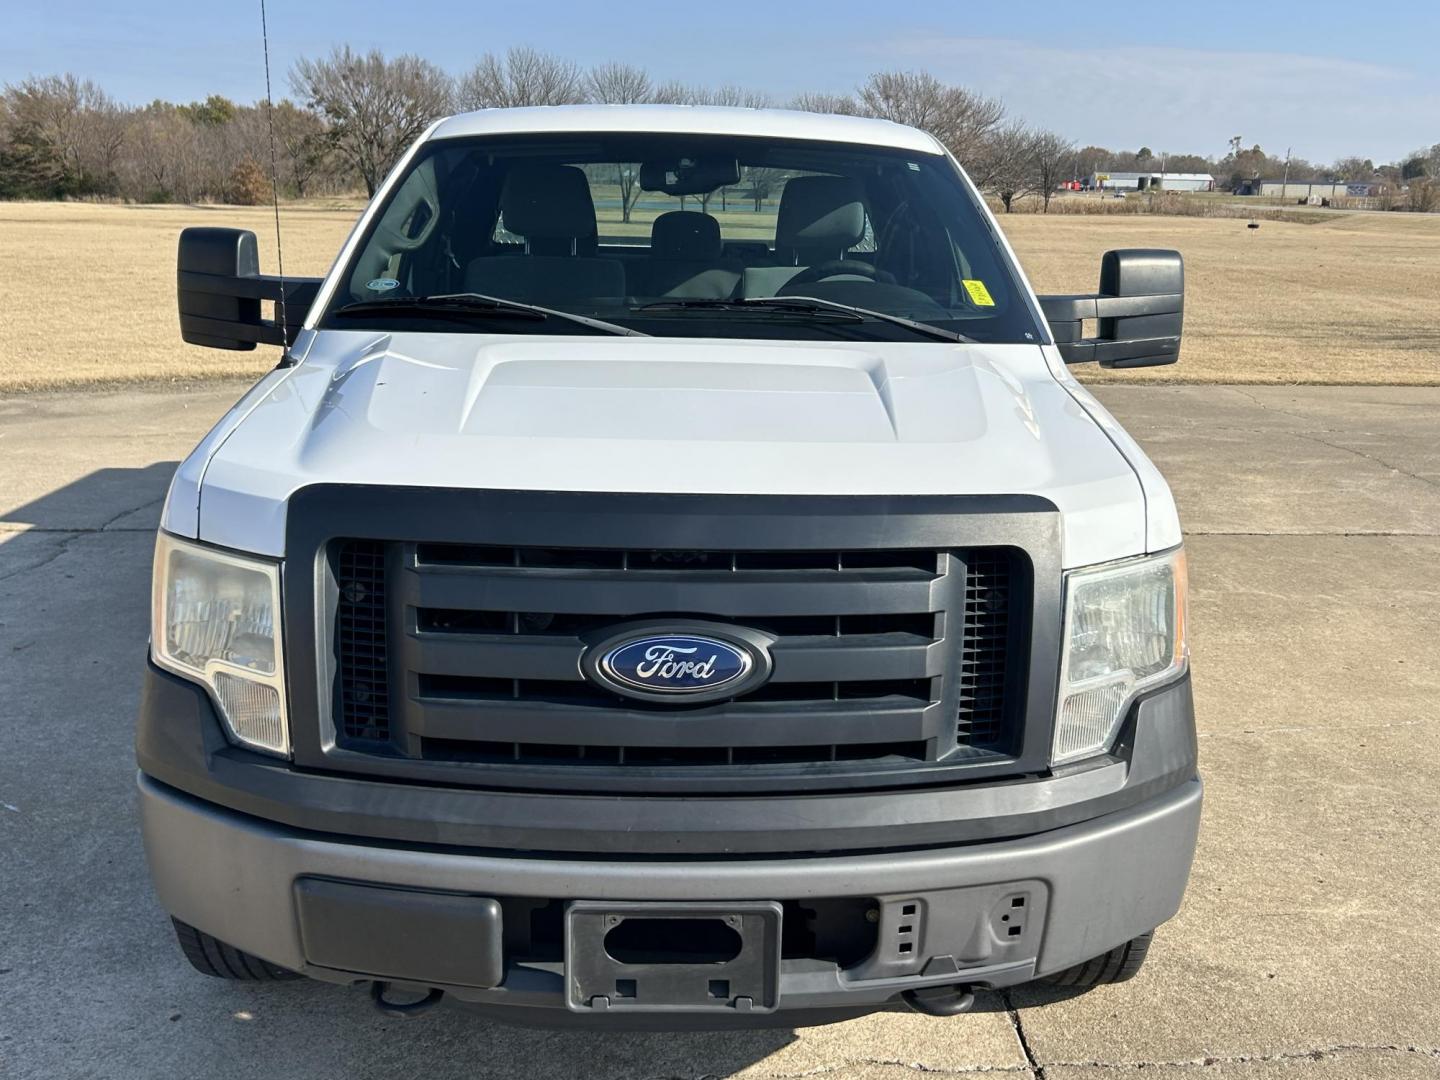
[
  {"x1": 957, "y1": 553, "x2": 1011, "y2": 746},
  {"x1": 335, "y1": 540, "x2": 390, "y2": 742}
]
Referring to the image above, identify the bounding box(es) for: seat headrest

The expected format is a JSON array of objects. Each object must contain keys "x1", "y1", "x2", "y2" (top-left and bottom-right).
[
  {"x1": 650, "y1": 211, "x2": 722, "y2": 261},
  {"x1": 775, "y1": 175, "x2": 866, "y2": 260},
  {"x1": 500, "y1": 165, "x2": 597, "y2": 240}
]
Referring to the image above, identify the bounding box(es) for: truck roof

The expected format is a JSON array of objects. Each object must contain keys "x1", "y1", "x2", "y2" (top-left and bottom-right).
[{"x1": 428, "y1": 104, "x2": 946, "y2": 155}]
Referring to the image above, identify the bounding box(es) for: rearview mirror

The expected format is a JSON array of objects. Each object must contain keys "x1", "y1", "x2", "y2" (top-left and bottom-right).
[
  {"x1": 177, "y1": 227, "x2": 321, "y2": 350},
  {"x1": 1038, "y1": 249, "x2": 1183, "y2": 368},
  {"x1": 638, "y1": 157, "x2": 741, "y2": 196}
]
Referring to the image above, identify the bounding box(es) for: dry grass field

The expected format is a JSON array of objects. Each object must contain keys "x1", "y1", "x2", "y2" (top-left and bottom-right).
[{"x1": 2, "y1": 199, "x2": 1437, "y2": 392}]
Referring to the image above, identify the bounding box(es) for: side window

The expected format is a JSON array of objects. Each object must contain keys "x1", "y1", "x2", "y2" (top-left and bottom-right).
[{"x1": 493, "y1": 211, "x2": 523, "y2": 245}]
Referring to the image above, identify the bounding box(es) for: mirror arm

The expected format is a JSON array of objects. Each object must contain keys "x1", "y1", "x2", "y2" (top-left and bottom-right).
[
  {"x1": 1037, "y1": 249, "x2": 1184, "y2": 369},
  {"x1": 176, "y1": 270, "x2": 320, "y2": 345}
]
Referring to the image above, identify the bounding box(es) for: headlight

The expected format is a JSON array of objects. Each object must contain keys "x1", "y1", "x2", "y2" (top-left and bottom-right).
[
  {"x1": 1053, "y1": 548, "x2": 1188, "y2": 765},
  {"x1": 151, "y1": 533, "x2": 289, "y2": 757}
]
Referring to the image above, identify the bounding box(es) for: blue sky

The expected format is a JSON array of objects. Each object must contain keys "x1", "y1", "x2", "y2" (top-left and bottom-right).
[{"x1": 5, "y1": 0, "x2": 1437, "y2": 164}]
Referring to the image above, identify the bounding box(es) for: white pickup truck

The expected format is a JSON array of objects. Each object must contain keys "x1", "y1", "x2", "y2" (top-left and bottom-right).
[{"x1": 139, "y1": 104, "x2": 1200, "y2": 1027}]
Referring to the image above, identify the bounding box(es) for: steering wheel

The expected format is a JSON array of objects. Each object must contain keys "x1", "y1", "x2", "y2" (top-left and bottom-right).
[{"x1": 784, "y1": 259, "x2": 886, "y2": 287}]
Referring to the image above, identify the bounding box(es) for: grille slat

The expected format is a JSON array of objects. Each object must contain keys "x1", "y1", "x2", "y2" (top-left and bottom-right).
[
  {"x1": 401, "y1": 631, "x2": 941, "y2": 683},
  {"x1": 405, "y1": 566, "x2": 938, "y2": 618},
  {"x1": 332, "y1": 537, "x2": 1023, "y2": 787},
  {"x1": 410, "y1": 692, "x2": 933, "y2": 749}
]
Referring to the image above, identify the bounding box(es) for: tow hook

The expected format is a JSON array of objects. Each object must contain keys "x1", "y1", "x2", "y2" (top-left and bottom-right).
[
  {"x1": 369, "y1": 980, "x2": 445, "y2": 1017},
  {"x1": 902, "y1": 984, "x2": 976, "y2": 1016}
]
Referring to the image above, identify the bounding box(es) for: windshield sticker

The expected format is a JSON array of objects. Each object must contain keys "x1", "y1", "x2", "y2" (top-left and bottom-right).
[
  {"x1": 962, "y1": 279, "x2": 996, "y2": 307},
  {"x1": 366, "y1": 278, "x2": 400, "y2": 292}
]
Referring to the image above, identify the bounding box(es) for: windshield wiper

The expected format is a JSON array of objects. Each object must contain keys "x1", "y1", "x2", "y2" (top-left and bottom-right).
[
  {"x1": 638, "y1": 297, "x2": 864, "y2": 323},
  {"x1": 636, "y1": 296, "x2": 976, "y2": 343},
  {"x1": 334, "y1": 292, "x2": 646, "y2": 337}
]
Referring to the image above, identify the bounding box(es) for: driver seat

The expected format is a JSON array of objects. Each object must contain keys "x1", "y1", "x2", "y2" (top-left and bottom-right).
[{"x1": 743, "y1": 175, "x2": 868, "y2": 298}]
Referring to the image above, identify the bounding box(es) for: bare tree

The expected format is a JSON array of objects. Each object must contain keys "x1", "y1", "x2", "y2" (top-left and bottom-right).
[
  {"x1": 1408, "y1": 177, "x2": 1437, "y2": 213},
  {"x1": 699, "y1": 84, "x2": 773, "y2": 109},
  {"x1": 581, "y1": 64, "x2": 659, "y2": 221},
  {"x1": 1398, "y1": 143, "x2": 1440, "y2": 181},
  {"x1": 588, "y1": 62, "x2": 653, "y2": 105},
  {"x1": 977, "y1": 121, "x2": 1038, "y2": 212},
  {"x1": 1, "y1": 74, "x2": 124, "y2": 194},
  {"x1": 789, "y1": 92, "x2": 857, "y2": 116},
  {"x1": 650, "y1": 82, "x2": 772, "y2": 108},
  {"x1": 1028, "y1": 129, "x2": 1074, "y2": 212},
  {"x1": 291, "y1": 47, "x2": 452, "y2": 196},
  {"x1": 271, "y1": 101, "x2": 332, "y2": 198},
  {"x1": 744, "y1": 166, "x2": 785, "y2": 212},
  {"x1": 457, "y1": 47, "x2": 587, "y2": 110},
  {"x1": 857, "y1": 70, "x2": 1003, "y2": 164},
  {"x1": 1331, "y1": 156, "x2": 1374, "y2": 182},
  {"x1": 649, "y1": 80, "x2": 692, "y2": 105}
]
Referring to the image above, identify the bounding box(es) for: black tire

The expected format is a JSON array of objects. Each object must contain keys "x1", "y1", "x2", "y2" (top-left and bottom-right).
[
  {"x1": 1042, "y1": 930, "x2": 1154, "y2": 988},
  {"x1": 171, "y1": 918, "x2": 301, "y2": 981}
]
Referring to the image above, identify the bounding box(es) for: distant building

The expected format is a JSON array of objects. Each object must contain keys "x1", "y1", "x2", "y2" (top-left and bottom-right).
[
  {"x1": 1087, "y1": 171, "x2": 1215, "y2": 193},
  {"x1": 1235, "y1": 178, "x2": 1351, "y2": 199}
]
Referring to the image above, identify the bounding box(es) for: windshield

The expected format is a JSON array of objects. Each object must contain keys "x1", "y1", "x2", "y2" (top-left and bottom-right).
[{"x1": 321, "y1": 133, "x2": 1043, "y2": 344}]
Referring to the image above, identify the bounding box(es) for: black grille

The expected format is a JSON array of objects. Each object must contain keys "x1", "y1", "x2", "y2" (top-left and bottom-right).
[
  {"x1": 331, "y1": 537, "x2": 1024, "y2": 787},
  {"x1": 334, "y1": 540, "x2": 390, "y2": 741}
]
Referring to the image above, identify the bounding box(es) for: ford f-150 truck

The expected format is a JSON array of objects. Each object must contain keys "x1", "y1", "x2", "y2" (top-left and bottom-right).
[{"x1": 138, "y1": 104, "x2": 1200, "y2": 1027}]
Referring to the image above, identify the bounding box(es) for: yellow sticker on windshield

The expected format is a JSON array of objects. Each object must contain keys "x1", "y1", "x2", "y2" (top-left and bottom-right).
[{"x1": 963, "y1": 279, "x2": 996, "y2": 306}]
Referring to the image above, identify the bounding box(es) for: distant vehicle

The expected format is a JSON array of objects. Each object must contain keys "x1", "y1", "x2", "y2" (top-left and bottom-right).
[{"x1": 139, "y1": 105, "x2": 1200, "y2": 1027}]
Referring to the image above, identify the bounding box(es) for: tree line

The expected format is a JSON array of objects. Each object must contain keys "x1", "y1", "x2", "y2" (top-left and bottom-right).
[{"x1": 3, "y1": 47, "x2": 1437, "y2": 211}]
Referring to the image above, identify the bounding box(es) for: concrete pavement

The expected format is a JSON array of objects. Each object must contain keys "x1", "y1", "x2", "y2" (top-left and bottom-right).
[{"x1": 1, "y1": 383, "x2": 1437, "y2": 1079}]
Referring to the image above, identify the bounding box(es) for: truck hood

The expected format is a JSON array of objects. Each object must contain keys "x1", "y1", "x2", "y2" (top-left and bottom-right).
[{"x1": 172, "y1": 331, "x2": 1148, "y2": 567}]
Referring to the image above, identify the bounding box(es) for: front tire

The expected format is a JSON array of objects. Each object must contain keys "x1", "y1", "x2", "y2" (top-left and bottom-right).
[
  {"x1": 171, "y1": 918, "x2": 301, "y2": 981},
  {"x1": 1042, "y1": 930, "x2": 1153, "y2": 988}
]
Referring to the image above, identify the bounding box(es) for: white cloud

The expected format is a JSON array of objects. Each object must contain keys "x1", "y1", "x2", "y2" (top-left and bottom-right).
[{"x1": 873, "y1": 35, "x2": 1434, "y2": 162}]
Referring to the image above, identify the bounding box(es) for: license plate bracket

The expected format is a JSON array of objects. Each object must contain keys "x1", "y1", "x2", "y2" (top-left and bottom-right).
[{"x1": 565, "y1": 901, "x2": 782, "y2": 1013}]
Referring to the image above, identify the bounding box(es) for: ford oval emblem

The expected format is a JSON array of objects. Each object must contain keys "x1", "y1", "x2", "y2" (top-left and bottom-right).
[{"x1": 584, "y1": 625, "x2": 773, "y2": 703}]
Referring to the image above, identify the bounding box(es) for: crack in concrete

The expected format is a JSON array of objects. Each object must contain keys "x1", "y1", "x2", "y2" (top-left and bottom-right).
[
  {"x1": 0, "y1": 530, "x2": 82, "y2": 583},
  {"x1": 690, "y1": 1064, "x2": 1032, "y2": 1078},
  {"x1": 1042, "y1": 1042, "x2": 1440, "y2": 1072},
  {"x1": 1001, "y1": 990, "x2": 1045, "y2": 1079},
  {"x1": 0, "y1": 525, "x2": 155, "y2": 534},
  {"x1": 0, "y1": 494, "x2": 166, "y2": 540},
  {"x1": 0, "y1": 532, "x2": 80, "y2": 584},
  {"x1": 0, "y1": 495, "x2": 162, "y2": 583},
  {"x1": 1281, "y1": 430, "x2": 1440, "y2": 490},
  {"x1": 1225, "y1": 387, "x2": 1335, "y2": 426},
  {"x1": 1210, "y1": 388, "x2": 1440, "y2": 489},
  {"x1": 1198, "y1": 718, "x2": 1434, "y2": 739},
  {"x1": 1183, "y1": 529, "x2": 1439, "y2": 537}
]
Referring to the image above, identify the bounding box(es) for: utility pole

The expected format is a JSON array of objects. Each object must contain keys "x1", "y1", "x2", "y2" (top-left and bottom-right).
[{"x1": 1281, "y1": 147, "x2": 1292, "y2": 201}]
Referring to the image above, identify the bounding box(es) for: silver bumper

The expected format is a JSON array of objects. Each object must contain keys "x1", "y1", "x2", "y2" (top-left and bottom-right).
[{"x1": 139, "y1": 772, "x2": 1201, "y2": 1020}]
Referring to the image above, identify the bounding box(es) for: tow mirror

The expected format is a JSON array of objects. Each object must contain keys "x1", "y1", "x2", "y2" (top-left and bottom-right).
[
  {"x1": 1038, "y1": 249, "x2": 1183, "y2": 367},
  {"x1": 177, "y1": 227, "x2": 322, "y2": 350}
]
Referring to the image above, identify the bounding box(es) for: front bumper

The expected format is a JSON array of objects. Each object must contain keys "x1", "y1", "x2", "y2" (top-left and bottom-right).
[{"x1": 139, "y1": 771, "x2": 1201, "y2": 1025}]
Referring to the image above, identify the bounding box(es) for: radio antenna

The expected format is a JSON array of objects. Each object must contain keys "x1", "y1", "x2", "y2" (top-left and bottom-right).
[{"x1": 259, "y1": 0, "x2": 289, "y2": 347}]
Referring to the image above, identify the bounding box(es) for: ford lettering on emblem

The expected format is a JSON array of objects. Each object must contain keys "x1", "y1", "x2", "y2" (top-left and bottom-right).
[{"x1": 584, "y1": 625, "x2": 773, "y2": 703}]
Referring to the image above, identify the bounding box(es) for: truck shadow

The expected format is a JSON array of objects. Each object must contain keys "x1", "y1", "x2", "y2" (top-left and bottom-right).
[
  {"x1": 0, "y1": 461, "x2": 180, "y2": 533},
  {"x1": 197, "y1": 977, "x2": 1090, "y2": 1077}
]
